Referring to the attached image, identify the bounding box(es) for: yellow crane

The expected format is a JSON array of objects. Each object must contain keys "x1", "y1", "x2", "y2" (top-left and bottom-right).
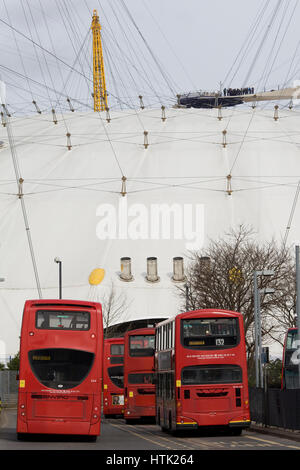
[{"x1": 91, "y1": 9, "x2": 107, "y2": 112}]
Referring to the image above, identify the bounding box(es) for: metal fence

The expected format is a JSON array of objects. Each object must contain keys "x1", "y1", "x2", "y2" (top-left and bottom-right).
[
  {"x1": 0, "y1": 370, "x2": 18, "y2": 406},
  {"x1": 249, "y1": 387, "x2": 300, "y2": 430}
]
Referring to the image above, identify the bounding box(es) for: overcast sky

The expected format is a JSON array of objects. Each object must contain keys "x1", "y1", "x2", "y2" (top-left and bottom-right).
[{"x1": 0, "y1": 0, "x2": 299, "y2": 112}]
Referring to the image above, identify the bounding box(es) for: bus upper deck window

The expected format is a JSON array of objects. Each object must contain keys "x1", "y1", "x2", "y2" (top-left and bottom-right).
[
  {"x1": 36, "y1": 310, "x2": 90, "y2": 331},
  {"x1": 129, "y1": 335, "x2": 155, "y2": 357}
]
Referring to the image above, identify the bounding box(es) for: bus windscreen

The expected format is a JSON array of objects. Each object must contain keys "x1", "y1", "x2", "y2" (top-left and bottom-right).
[
  {"x1": 108, "y1": 365, "x2": 124, "y2": 388},
  {"x1": 182, "y1": 318, "x2": 239, "y2": 349},
  {"x1": 28, "y1": 348, "x2": 94, "y2": 390},
  {"x1": 286, "y1": 330, "x2": 298, "y2": 351}
]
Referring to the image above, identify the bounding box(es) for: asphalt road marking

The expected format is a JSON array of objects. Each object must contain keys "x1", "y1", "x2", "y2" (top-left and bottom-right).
[
  {"x1": 109, "y1": 422, "x2": 226, "y2": 450},
  {"x1": 150, "y1": 433, "x2": 197, "y2": 450},
  {"x1": 110, "y1": 422, "x2": 211, "y2": 450},
  {"x1": 245, "y1": 434, "x2": 300, "y2": 449},
  {"x1": 175, "y1": 436, "x2": 225, "y2": 450},
  {"x1": 106, "y1": 420, "x2": 300, "y2": 450},
  {"x1": 110, "y1": 422, "x2": 173, "y2": 449}
]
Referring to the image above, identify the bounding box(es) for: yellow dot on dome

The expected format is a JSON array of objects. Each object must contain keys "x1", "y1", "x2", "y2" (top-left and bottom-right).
[{"x1": 89, "y1": 268, "x2": 105, "y2": 285}]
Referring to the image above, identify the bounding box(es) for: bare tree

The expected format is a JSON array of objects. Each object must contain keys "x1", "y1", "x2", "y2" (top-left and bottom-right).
[
  {"x1": 177, "y1": 225, "x2": 297, "y2": 361},
  {"x1": 101, "y1": 281, "x2": 132, "y2": 338}
]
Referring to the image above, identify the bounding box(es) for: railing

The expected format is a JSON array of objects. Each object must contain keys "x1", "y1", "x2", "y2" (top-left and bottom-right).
[
  {"x1": 0, "y1": 371, "x2": 18, "y2": 406},
  {"x1": 249, "y1": 387, "x2": 300, "y2": 430}
]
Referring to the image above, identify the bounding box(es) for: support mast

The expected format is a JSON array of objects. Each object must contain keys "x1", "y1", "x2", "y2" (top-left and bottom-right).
[{"x1": 91, "y1": 9, "x2": 107, "y2": 112}]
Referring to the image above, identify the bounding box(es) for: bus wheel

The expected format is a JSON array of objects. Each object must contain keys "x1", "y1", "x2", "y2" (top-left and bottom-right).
[
  {"x1": 168, "y1": 413, "x2": 173, "y2": 433},
  {"x1": 125, "y1": 419, "x2": 135, "y2": 425},
  {"x1": 157, "y1": 410, "x2": 160, "y2": 427},
  {"x1": 230, "y1": 428, "x2": 242, "y2": 436},
  {"x1": 17, "y1": 433, "x2": 27, "y2": 441}
]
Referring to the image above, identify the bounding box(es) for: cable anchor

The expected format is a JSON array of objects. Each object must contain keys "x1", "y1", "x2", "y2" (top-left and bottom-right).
[
  {"x1": 66, "y1": 97, "x2": 75, "y2": 112},
  {"x1": 52, "y1": 108, "x2": 58, "y2": 124},
  {"x1": 106, "y1": 107, "x2": 111, "y2": 123},
  {"x1": 32, "y1": 100, "x2": 41, "y2": 114},
  {"x1": 139, "y1": 95, "x2": 145, "y2": 110},
  {"x1": 1, "y1": 112, "x2": 6, "y2": 127},
  {"x1": 226, "y1": 174, "x2": 233, "y2": 196},
  {"x1": 144, "y1": 131, "x2": 149, "y2": 149},
  {"x1": 121, "y1": 176, "x2": 127, "y2": 197},
  {"x1": 222, "y1": 130, "x2": 227, "y2": 148}
]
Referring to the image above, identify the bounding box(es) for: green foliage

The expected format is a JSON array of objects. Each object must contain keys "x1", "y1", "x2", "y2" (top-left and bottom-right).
[
  {"x1": 265, "y1": 358, "x2": 283, "y2": 388},
  {"x1": 247, "y1": 358, "x2": 283, "y2": 389},
  {"x1": 6, "y1": 352, "x2": 20, "y2": 370}
]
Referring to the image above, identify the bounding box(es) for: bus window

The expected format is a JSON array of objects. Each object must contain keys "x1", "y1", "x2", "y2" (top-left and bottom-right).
[
  {"x1": 28, "y1": 348, "x2": 94, "y2": 390},
  {"x1": 286, "y1": 330, "x2": 298, "y2": 350},
  {"x1": 128, "y1": 373, "x2": 155, "y2": 385},
  {"x1": 108, "y1": 366, "x2": 124, "y2": 388},
  {"x1": 181, "y1": 318, "x2": 239, "y2": 349},
  {"x1": 111, "y1": 344, "x2": 124, "y2": 356},
  {"x1": 282, "y1": 328, "x2": 299, "y2": 389},
  {"x1": 36, "y1": 310, "x2": 90, "y2": 330},
  {"x1": 181, "y1": 365, "x2": 242, "y2": 385},
  {"x1": 129, "y1": 335, "x2": 155, "y2": 357}
]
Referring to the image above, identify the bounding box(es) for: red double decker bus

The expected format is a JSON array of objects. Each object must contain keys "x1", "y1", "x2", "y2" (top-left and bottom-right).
[
  {"x1": 124, "y1": 328, "x2": 156, "y2": 423},
  {"x1": 103, "y1": 337, "x2": 124, "y2": 418},
  {"x1": 281, "y1": 327, "x2": 300, "y2": 389},
  {"x1": 17, "y1": 299, "x2": 103, "y2": 440},
  {"x1": 155, "y1": 309, "x2": 250, "y2": 435}
]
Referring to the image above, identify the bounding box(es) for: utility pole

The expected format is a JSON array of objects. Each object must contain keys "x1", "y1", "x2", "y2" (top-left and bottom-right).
[
  {"x1": 54, "y1": 258, "x2": 62, "y2": 299},
  {"x1": 254, "y1": 271, "x2": 259, "y2": 387},
  {"x1": 253, "y1": 270, "x2": 274, "y2": 388},
  {"x1": 91, "y1": 9, "x2": 108, "y2": 112},
  {"x1": 296, "y1": 245, "x2": 300, "y2": 387}
]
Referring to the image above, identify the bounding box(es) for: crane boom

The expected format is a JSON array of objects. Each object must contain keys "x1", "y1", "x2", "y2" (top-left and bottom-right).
[{"x1": 91, "y1": 9, "x2": 107, "y2": 112}]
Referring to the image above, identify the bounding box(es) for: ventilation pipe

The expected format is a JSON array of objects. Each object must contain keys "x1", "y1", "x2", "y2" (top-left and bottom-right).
[
  {"x1": 172, "y1": 257, "x2": 186, "y2": 282},
  {"x1": 119, "y1": 257, "x2": 133, "y2": 282},
  {"x1": 146, "y1": 257, "x2": 160, "y2": 283}
]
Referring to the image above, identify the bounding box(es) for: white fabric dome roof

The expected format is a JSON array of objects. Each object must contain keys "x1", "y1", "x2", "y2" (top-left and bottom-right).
[{"x1": 0, "y1": 105, "x2": 299, "y2": 356}]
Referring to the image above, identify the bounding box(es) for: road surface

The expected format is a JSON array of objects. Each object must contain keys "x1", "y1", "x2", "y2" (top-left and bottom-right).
[{"x1": 1, "y1": 409, "x2": 299, "y2": 453}]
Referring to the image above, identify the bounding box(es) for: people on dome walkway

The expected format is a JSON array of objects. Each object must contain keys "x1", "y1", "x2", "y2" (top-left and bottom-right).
[{"x1": 223, "y1": 87, "x2": 254, "y2": 96}]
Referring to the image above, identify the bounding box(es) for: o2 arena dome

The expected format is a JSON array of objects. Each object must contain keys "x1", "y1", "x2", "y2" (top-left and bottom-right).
[
  {"x1": 0, "y1": 1, "x2": 300, "y2": 358},
  {"x1": 1, "y1": 103, "x2": 300, "y2": 356}
]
